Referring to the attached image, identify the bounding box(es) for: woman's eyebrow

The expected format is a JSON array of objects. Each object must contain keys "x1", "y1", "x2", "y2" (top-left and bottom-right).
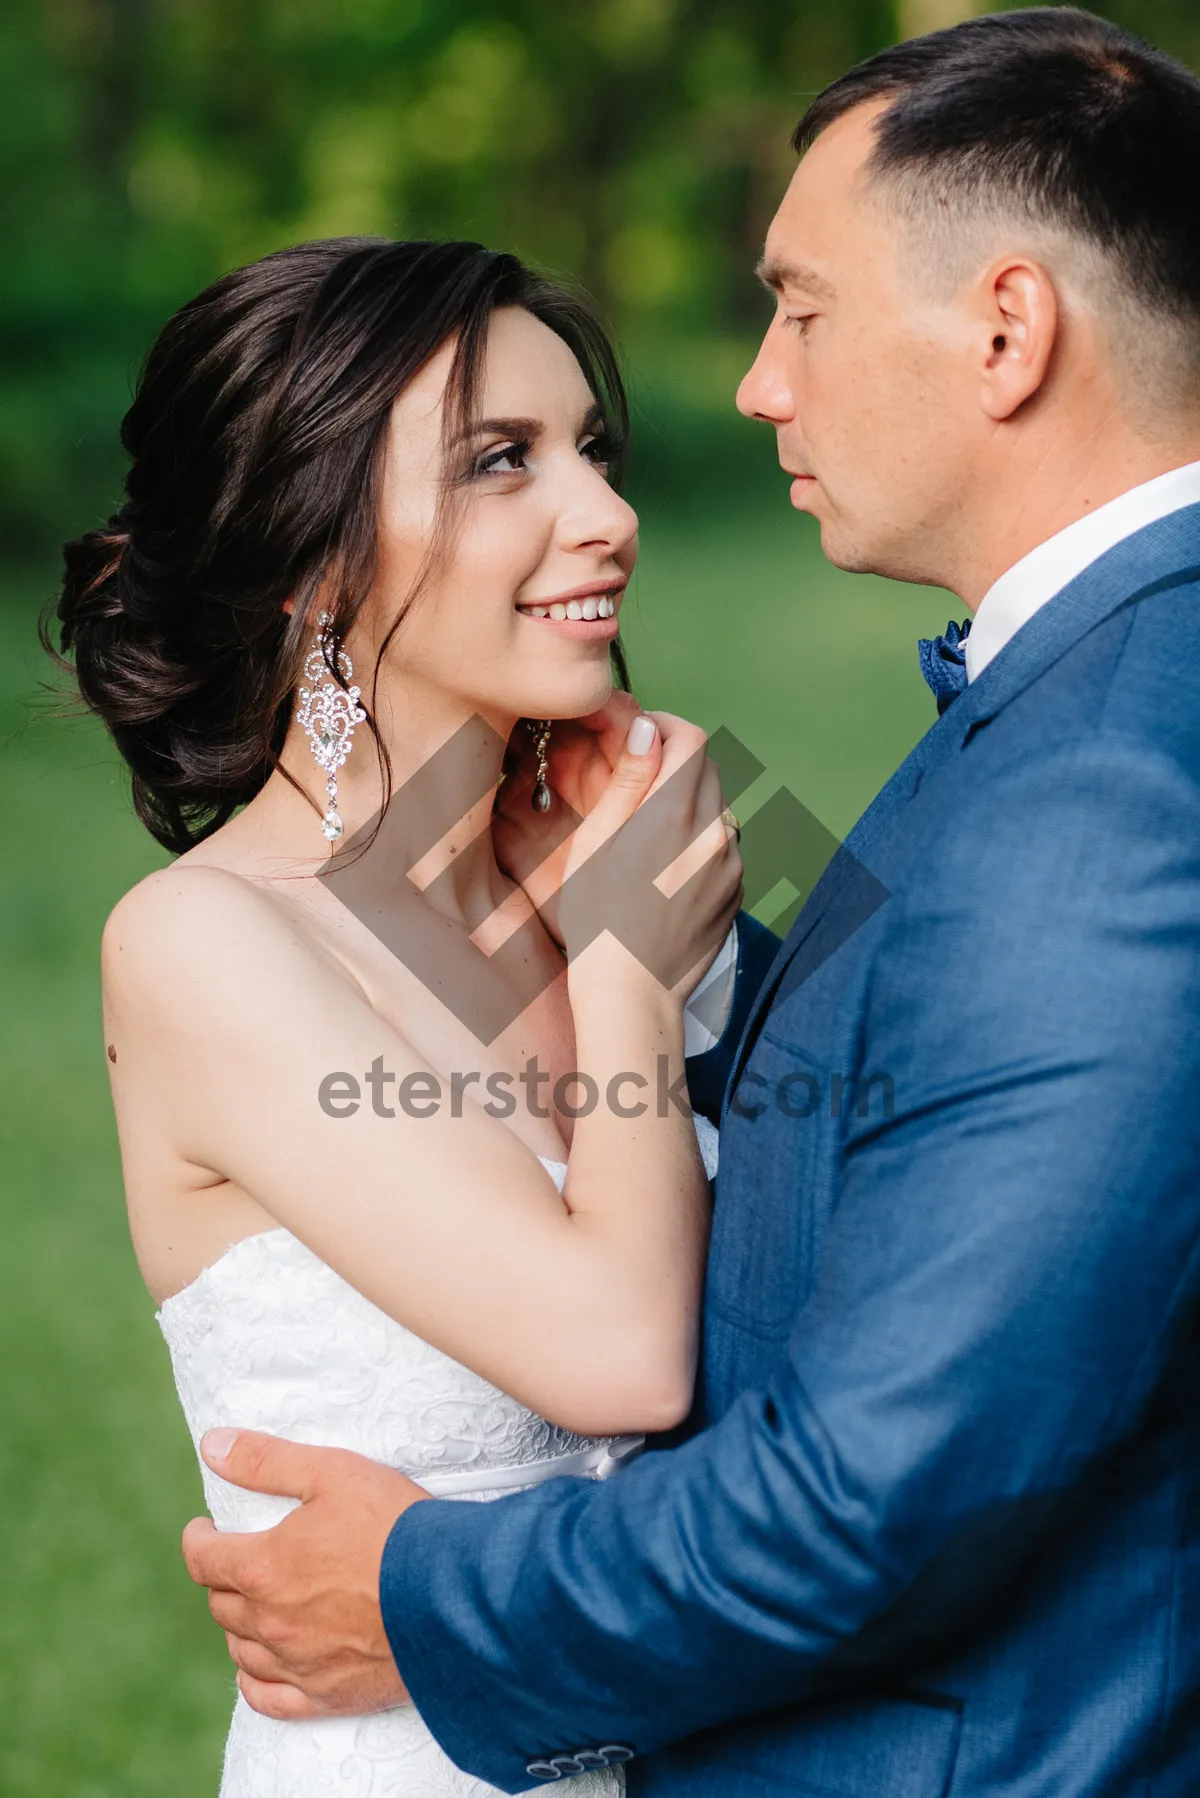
[
  {"x1": 451, "y1": 415, "x2": 542, "y2": 446},
  {"x1": 452, "y1": 401, "x2": 607, "y2": 447}
]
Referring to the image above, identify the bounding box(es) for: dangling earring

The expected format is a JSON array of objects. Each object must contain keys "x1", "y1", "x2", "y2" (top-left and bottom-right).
[
  {"x1": 528, "y1": 719, "x2": 552, "y2": 812},
  {"x1": 296, "y1": 611, "x2": 366, "y2": 842}
]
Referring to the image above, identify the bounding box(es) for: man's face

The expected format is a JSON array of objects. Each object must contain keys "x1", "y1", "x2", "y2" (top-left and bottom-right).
[{"x1": 738, "y1": 102, "x2": 979, "y2": 586}]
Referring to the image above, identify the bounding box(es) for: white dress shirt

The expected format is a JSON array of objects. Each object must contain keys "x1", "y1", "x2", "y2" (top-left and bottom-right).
[
  {"x1": 683, "y1": 918, "x2": 738, "y2": 1057},
  {"x1": 964, "y1": 459, "x2": 1200, "y2": 682}
]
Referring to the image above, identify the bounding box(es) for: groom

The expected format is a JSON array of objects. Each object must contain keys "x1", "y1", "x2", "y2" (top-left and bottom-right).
[{"x1": 184, "y1": 11, "x2": 1200, "y2": 1792}]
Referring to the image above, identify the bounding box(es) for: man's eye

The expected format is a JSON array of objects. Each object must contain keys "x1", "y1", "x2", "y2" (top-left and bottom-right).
[
  {"x1": 474, "y1": 442, "x2": 528, "y2": 477},
  {"x1": 785, "y1": 314, "x2": 815, "y2": 335}
]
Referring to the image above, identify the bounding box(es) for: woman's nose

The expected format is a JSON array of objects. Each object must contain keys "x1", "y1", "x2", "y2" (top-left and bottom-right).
[{"x1": 558, "y1": 466, "x2": 639, "y2": 555}]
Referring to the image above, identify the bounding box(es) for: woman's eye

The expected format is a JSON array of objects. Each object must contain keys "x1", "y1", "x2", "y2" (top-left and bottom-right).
[
  {"x1": 474, "y1": 442, "x2": 528, "y2": 477},
  {"x1": 580, "y1": 434, "x2": 621, "y2": 476}
]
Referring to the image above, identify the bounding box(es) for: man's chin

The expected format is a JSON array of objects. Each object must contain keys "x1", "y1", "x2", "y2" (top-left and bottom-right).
[
  {"x1": 786, "y1": 486, "x2": 885, "y2": 576},
  {"x1": 813, "y1": 517, "x2": 880, "y2": 578}
]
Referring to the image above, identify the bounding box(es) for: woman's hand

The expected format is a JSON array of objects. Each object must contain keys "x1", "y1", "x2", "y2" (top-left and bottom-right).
[
  {"x1": 497, "y1": 691, "x2": 645, "y2": 828},
  {"x1": 558, "y1": 710, "x2": 742, "y2": 1003},
  {"x1": 494, "y1": 696, "x2": 741, "y2": 999},
  {"x1": 491, "y1": 693, "x2": 643, "y2": 942}
]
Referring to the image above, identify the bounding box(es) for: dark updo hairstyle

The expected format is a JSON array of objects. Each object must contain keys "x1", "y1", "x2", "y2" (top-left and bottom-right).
[{"x1": 47, "y1": 238, "x2": 631, "y2": 853}]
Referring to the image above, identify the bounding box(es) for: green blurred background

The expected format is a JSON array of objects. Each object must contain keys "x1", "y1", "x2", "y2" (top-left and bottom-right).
[{"x1": 4, "y1": 0, "x2": 1197, "y2": 1790}]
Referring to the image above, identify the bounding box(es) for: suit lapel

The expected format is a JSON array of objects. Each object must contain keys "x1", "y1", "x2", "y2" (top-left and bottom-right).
[{"x1": 725, "y1": 502, "x2": 1200, "y2": 1102}]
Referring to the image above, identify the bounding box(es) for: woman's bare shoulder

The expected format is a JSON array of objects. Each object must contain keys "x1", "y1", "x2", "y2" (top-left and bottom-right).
[{"x1": 101, "y1": 861, "x2": 315, "y2": 1008}]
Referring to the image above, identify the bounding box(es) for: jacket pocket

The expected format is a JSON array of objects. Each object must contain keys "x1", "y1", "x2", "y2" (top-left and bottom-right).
[
  {"x1": 635, "y1": 1688, "x2": 963, "y2": 1798},
  {"x1": 707, "y1": 1032, "x2": 835, "y2": 1333},
  {"x1": 740, "y1": 1689, "x2": 962, "y2": 1796}
]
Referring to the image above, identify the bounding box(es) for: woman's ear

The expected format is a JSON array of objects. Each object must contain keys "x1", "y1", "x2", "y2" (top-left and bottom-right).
[{"x1": 977, "y1": 256, "x2": 1059, "y2": 422}]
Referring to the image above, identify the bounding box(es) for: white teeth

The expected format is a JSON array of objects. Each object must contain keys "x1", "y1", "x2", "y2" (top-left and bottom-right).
[{"x1": 527, "y1": 594, "x2": 617, "y2": 621}]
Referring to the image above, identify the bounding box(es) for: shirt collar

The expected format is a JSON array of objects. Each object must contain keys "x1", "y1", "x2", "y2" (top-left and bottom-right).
[{"x1": 964, "y1": 459, "x2": 1200, "y2": 682}]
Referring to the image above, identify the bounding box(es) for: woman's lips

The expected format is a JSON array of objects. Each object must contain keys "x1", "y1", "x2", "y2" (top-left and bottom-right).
[
  {"x1": 516, "y1": 607, "x2": 621, "y2": 642},
  {"x1": 515, "y1": 588, "x2": 622, "y2": 640}
]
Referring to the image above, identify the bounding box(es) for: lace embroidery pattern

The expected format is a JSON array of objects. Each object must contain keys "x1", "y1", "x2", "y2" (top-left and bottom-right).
[{"x1": 156, "y1": 1122, "x2": 719, "y2": 1796}]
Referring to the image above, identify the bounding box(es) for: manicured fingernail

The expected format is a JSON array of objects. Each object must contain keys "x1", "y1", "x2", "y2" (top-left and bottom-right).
[
  {"x1": 202, "y1": 1428, "x2": 239, "y2": 1463},
  {"x1": 626, "y1": 715, "x2": 657, "y2": 756}
]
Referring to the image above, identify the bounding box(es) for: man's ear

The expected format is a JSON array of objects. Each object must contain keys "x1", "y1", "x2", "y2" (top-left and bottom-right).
[{"x1": 976, "y1": 256, "x2": 1059, "y2": 422}]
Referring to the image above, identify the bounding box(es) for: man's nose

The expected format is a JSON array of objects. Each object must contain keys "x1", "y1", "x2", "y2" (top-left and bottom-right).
[{"x1": 736, "y1": 333, "x2": 794, "y2": 425}]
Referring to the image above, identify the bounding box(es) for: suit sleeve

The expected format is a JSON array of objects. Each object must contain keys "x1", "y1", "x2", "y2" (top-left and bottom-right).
[{"x1": 380, "y1": 740, "x2": 1200, "y2": 1793}]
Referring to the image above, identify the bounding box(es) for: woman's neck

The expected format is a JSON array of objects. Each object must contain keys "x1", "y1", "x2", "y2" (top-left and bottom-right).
[{"x1": 257, "y1": 688, "x2": 518, "y2": 927}]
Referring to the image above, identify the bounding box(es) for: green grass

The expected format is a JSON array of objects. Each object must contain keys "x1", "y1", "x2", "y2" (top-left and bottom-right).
[
  {"x1": 0, "y1": 502, "x2": 946, "y2": 1794},
  {"x1": 0, "y1": 573, "x2": 227, "y2": 1794}
]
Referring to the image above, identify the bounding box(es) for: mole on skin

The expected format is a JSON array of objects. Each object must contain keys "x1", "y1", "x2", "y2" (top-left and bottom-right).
[{"x1": 107, "y1": 1044, "x2": 117, "y2": 1063}]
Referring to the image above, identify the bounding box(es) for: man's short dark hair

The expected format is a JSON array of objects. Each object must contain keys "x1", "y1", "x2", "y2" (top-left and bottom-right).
[{"x1": 794, "y1": 8, "x2": 1200, "y2": 390}]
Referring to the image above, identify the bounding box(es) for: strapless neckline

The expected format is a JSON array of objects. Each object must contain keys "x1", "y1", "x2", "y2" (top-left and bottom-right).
[{"x1": 154, "y1": 1119, "x2": 717, "y2": 1795}]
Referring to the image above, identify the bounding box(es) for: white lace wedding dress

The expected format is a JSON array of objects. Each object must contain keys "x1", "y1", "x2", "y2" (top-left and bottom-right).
[{"x1": 158, "y1": 1117, "x2": 719, "y2": 1796}]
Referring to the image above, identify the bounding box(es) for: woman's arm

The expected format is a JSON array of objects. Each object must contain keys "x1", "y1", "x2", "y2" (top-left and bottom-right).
[{"x1": 105, "y1": 719, "x2": 740, "y2": 1437}]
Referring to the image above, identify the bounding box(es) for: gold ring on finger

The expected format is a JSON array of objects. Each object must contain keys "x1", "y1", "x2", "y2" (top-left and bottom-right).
[{"x1": 721, "y1": 806, "x2": 741, "y2": 841}]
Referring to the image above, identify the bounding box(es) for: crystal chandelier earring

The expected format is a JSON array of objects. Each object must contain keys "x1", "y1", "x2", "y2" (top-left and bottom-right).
[
  {"x1": 296, "y1": 610, "x2": 366, "y2": 842},
  {"x1": 527, "y1": 719, "x2": 552, "y2": 812}
]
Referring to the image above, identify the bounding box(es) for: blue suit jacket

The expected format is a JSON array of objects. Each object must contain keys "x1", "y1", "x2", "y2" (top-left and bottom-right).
[{"x1": 381, "y1": 506, "x2": 1200, "y2": 1797}]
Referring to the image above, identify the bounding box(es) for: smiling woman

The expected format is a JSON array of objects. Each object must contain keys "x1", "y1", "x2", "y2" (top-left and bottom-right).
[
  {"x1": 43, "y1": 236, "x2": 743, "y2": 1797},
  {"x1": 364, "y1": 301, "x2": 636, "y2": 729},
  {"x1": 51, "y1": 240, "x2": 634, "y2": 855}
]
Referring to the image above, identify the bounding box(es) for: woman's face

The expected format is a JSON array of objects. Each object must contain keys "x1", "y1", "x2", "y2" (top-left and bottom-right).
[{"x1": 370, "y1": 306, "x2": 639, "y2": 726}]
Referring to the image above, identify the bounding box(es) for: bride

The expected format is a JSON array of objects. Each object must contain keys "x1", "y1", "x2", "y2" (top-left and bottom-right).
[{"x1": 51, "y1": 237, "x2": 742, "y2": 1796}]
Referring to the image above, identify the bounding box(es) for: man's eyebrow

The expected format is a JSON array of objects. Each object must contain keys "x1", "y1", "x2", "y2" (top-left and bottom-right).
[{"x1": 755, "y1": 258, "x2": 836, "y2": 301}]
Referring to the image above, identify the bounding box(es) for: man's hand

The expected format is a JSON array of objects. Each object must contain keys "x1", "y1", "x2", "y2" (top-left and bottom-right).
[{"x1": 181, "y1": 1428, "x2": 428, "y2": 1721}]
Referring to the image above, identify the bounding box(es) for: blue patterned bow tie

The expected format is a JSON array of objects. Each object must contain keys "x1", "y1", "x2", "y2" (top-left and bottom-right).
[{"x1": 918, "y1": 618, "x2": 972, "y2": 713}]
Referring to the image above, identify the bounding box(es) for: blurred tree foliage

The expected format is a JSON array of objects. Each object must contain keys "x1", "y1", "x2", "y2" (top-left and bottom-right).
[{"x1": 3, "y1": 0, "x2": 1199, "y2": 553}]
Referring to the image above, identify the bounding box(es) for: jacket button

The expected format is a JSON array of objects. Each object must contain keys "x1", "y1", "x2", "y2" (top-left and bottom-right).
[{"x1": 526, "y1": 1745, "x2": 635, "y2": 1779}]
